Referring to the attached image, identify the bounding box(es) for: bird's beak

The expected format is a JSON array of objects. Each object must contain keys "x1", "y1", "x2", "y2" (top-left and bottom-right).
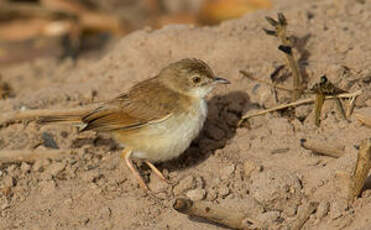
[{"x1": 213, "y1": 77, "x2": 231, "y2": 84}]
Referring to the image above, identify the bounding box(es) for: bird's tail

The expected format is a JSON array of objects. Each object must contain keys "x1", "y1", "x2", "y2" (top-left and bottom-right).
[
  {"x1": 38, "y1": 114, "x2": 88, "y2": 131},
  {"x1": 38, "y1": 114, "x2": 83, "y2": 124}
]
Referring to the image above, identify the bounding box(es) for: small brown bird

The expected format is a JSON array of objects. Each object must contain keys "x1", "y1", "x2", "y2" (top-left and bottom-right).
[{"x1": 41, "y1": 58, "x2": 230, "y2": 191}]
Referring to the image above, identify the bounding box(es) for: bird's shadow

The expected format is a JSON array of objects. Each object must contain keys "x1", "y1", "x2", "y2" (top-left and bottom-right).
[{"x1": 159, "y1": 91, "x2": 251, "y2": 172}]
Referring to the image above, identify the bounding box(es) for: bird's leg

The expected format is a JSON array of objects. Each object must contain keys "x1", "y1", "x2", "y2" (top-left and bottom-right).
[
  {"x1": 121, "y1": 147, "x2": 149, "y2": 191},
  {"x1": 145, "y1": 160, "x2": 172, "y2": 184}
]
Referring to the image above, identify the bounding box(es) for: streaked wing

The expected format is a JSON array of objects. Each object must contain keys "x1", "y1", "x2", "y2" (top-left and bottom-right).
[
  {"x1": 81, "y1": 106, "x2": 172, "y2": 132},
  {"x1": 81, "y1": 77, "x2": 181, "y2": 132}
]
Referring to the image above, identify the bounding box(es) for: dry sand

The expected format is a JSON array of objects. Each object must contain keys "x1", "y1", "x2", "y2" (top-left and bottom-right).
[{"x1": 1, "y1": 0, "x2": 371, "y2": 229}]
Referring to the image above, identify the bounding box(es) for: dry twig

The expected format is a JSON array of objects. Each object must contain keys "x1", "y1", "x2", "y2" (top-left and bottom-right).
[
  {"x1": 309, "y1": 75, "x2": 348, "y2": 126},
  {"x1": 349, "y1": 138, "x2": 371, "y2": 200},
  {"x1": 264, "y1": 13, "x2": 303, "y2": 100},
  {"x1": 240, "y1": 72, "x2": 355, "y2": 126},
  {"x1": 239, "y1": 90, "x2": 362, "y2": 125},
  {"x1": 335, "y1": 138, "x2": 371, "y2": 202},
  {"x1": 173, "y1": 198, "x2": 257, "y2": 230},
  {"x1": 346, "y1": 95, "x2": 357, "y2": 118},
  {"x1": 300, "y1": 139, "x2": 345, "y2": 158}
]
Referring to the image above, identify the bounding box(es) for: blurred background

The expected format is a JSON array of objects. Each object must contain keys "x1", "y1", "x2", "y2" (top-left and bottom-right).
[{"x1": 0, "y1": 0, "x2": 272, "y2": 66}]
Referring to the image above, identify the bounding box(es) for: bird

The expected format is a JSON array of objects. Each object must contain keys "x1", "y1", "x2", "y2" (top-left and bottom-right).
[{"x1": 40, "y1": 58, "x2": 230, "y2": 191}]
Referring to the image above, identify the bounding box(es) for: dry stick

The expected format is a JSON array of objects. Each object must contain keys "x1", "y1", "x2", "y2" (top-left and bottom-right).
[
  {"x1": 300, "y1": 139, "x2": 345, "y2": 158},
  {"x1": 348, "y1": 138, "x2": 371, "y2": 201},
  {"x1": 279, "y1": 45, "x2": 303, "y2": 101},
  {"x1": 0, "y1": 106, "x2": 96, "y2": 127},
  {"x1": 241, "y1": 70, "x2": 349, "y2": 126},
  {"x1": 314, "y1": 93, "x2": 325, "y2": 127},
  {"x1": 173, "y1": 198, "x2": 256, "y2": 230},
  {"x1": 335, "y1": 97, "x2": 347, "y2": 121},
  {"x1": 346, "y1": 95, "x2": 357, "y2": 118},
  {"x1": 274, "y1": 14, "x2": 303, "y2": 101},
  {"x1": 288, "y1": 201, "x2": 319, "y2": 230},
  {"x1": 0, "y1": 149, "x2": 70, "y2": 163},
  {"x1": 239, "y1": 90, "x2": 362, "y2": 125}
]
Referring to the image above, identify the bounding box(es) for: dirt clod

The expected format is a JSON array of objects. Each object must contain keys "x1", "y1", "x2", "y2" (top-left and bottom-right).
[
  {"x1": 1, "y1": 175, "x2": 16, "y2": 188},
  {"x1": 45, "y1": 162, "x2": 66, "y2": 177},
  {"x1": 0, "y1": 0, "x2": 371, "y2": 229},
  {"x1": 186, "y1": 188, "x2": 206, "y2": 201},
  {"x1": 173, "y1": 175, "x2": 195, "y2": 195}
]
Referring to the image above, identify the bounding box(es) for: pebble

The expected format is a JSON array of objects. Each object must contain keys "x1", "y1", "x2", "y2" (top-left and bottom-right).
[
  {"x1": 330, "y1": 199, "x2": 348, "y2": 220},
  {"x1": 186, "y1": 188, "x2": 206, "y2": 201},
  {"x1": 212, "y1": 177, "x2": 221, "y2": 185},
  {"x1": 316, "y1": 201, "x2": 330, "y2": 219},
  {"x1": 80, "y1": 217, "x2": 90, "y2": 225},
  {"x1": 218, "y1": 185, "x2": 230, "y2": 198},
  {"x1": 81, "y1": 170, "x2": 102, "y2": 183},
  {"x1": 206, "y1": 188, "x2": 218, "y2": 201},
  {"x1": 64, "y1": 198, "x2": 73, "y2": 206},
  {"x1": 285, "y1": 205, "x2": 298, "y2": 217},
  {"x1": 40, "y1": 180, "x2": 56, "y2": 196},
  {"x1": 39, "y1": 172, "x2": 52, "y2": 181},
  {"x1": 194, "y1": 176, "x2": 205, "y2": 188},
  {"x1": 1, "y1": 201, "x2": 10, "y2": 210},
  {"x1": 154, "y1": 192, "x2": 168, "y2": 200},
  {"x1": 173, "y1": 175, "x2": 194, "y2": 195},
  {"x1": 250, "y1": 169, "x2": 301, "y2": 205},
  {"x1": 2, "y1": 175, "x2": 16, "y2": 187},
  {"x1": 32, "y1": 159, "x2": 50, "y2": 172},
  {"x1": 97, "y1": 207, "x2": 111, "y2": 219},
  {"x1": 46, "y1": 162, "x2": 66, "y2": 177},
  {"x1": 42, "y1": 132, "x2": 59, "y2": 149},
  {"x1": 243, "y1": 160, "x2": 257, "y2": 177},
  {"x1": 6, "y1": 165, "x2": 18, "y2": 175},
  {"x1": 361, "y1": 189, "x2": 371, "y2": 198},
  {"x1": 256, "y1": 211, "x2": 281, "y2": 226},
  {"x1": 365, "y1": 99, "x2": 371, "y2": 107},
  {"x1": 148, "y1": 173, "x2": 168, "y2": 193},
  {"x1": 221, "y1": 164, "x2": 235, "y2": 180},
  {"x1": 20, "y1": 162, "x2": 31, "y2": 173}
]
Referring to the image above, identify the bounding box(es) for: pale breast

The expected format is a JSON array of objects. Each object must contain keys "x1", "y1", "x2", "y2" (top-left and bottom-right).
[{"x1": 116, "y1": 99, "x2": 207, "y2": 162}]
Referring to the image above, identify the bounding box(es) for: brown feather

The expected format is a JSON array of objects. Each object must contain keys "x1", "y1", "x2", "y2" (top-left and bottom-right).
[
  {"x1": 38, "y1": 114, "x2": 82, "y2": 124},
  {"x1": 80, "y1": 76, "x2": 192, "y2": 132}
]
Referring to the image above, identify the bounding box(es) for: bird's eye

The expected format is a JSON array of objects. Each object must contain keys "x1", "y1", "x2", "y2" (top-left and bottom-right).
[{"x1": 192, "y1": 76, "x2": 201, "y2": 84}]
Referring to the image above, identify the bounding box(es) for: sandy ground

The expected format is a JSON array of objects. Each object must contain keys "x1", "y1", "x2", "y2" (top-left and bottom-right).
[{"x1": 1, "y1": 0, "x2": 371, "y2": 229}]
